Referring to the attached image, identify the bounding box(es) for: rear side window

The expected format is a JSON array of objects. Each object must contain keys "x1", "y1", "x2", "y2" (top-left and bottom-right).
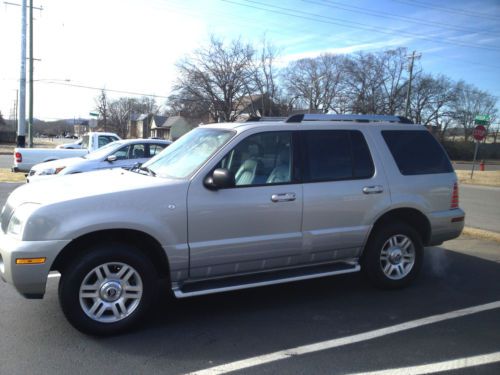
[
  {"x1": 303, "y1": 130, "x2": 374, "y2": 182},
  {"x1": 382, "y1": 130, "x2": 453, "y2": 175}
]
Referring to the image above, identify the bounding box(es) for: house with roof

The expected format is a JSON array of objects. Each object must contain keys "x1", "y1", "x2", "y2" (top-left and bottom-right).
[
  {"x1": 127, "y1": 113, "x2": 153, "y2": 139},
  {"x1": 150, "y1": 115, "x2": 198, "y2": 141}
]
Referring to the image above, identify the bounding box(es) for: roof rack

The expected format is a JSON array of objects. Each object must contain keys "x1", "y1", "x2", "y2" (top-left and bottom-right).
[{"x1": 285, "y1": 114, "x2": 413, "y2": 124}]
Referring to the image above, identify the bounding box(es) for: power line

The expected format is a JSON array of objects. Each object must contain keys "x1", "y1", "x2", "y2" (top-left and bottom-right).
[
  {"x1": 38, "y1": 80, "x2": 170, "y2": 99},
  {"x1": 305, "y1": 0, "x2": 500, "y2": 37},
  {"x1": 224, "y1": 0, "x2": 500, "y2": 52},
  {"x1": 391, "y1": 0, "x2": 500, "y2": 21}
]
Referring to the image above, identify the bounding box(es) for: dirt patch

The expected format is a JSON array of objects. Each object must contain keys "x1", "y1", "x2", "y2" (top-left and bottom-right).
[
  {"x1": 456, "y1": 170, "x2": 500, "y2": 187},
  {"x1": 0, "y1": 168, "x2": 26, "y2": 183}
]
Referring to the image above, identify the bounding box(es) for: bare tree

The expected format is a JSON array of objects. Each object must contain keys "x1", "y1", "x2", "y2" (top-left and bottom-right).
[
  {"x1": 379, "y1": 48, "x2": 409, "y2": 115},
  {"x1": 173, "y1": 35, "x2": 255, "y2": 122},
  {"x1": 95, "y1": 89, "x2": 109, "y2": 131},
  {"x1": 343, "y1": 52, "x2": 386, "y2": 114},
  {"x1": 250, "y1": 37, "x2": 283, "y2": 116},
  {"x1": 0, "y1": 110, "x2": 6, "y2": 127},
  {"x1": 409, "y1": 74, "x2": 457, "y2": 138},
  {"x1": 283, "y1": 54, "x2": 346, "y2": 113},
  {"x1": 451, "y1": 81, "x2": 497, "y2": 142}
]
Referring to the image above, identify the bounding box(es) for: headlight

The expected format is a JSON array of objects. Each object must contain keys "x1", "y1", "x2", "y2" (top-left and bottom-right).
[
  {"x1": 7, "y1": 203, "x2": 40, "y2": 237},
  {"x1": 35, "y1": 166, "x2": 65, "y2": 176}
]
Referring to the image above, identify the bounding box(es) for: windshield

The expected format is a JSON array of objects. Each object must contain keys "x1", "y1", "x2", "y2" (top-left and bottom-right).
[
  {"x1": 83, "y1": 141, "x2": 125, "y2": 159},
  {"x1": 142, "y1": 127, "x2": 234, "y2": 179}
]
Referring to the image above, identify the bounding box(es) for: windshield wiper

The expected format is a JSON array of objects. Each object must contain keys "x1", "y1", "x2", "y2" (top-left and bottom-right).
[
  {"x1": 130, "y1": 163, "x2": 156, "y2": 177},
  {"x1": 140, "y1": 166, "x2": 156, "y2": 176}
]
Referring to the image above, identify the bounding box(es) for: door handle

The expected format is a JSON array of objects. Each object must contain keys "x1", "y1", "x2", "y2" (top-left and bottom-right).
[
  {"x1": 362, "y1": 185, "x2": 384, "y2": 194},
  {"x1": 271, "y1": 192, "x2": 296, "y2": 202}
]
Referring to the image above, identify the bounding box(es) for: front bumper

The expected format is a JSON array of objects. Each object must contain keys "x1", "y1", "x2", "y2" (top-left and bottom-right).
[
  {"x1": 427, "y1": 208, "x2": 465, "y2": 246},
  {"x1": 0, "y1": 231, "x2": 70, "y2": 298}
]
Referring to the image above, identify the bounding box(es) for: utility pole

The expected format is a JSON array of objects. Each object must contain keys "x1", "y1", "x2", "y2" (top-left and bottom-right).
[
  {"x1": 17, "y1": 0, "x2": 27, "y2": 148},
  {"x1": 404, "y1": 51, "x2": 421, "y2": 118},
  {"x1": 5, "y1": 1, "x2": 42, "y2": 147},
  {"x1": 28, "y1": 0, "x2": 34, "y2": 147}
]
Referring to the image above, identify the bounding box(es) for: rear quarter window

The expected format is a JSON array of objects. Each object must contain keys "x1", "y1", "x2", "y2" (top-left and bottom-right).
[{"x1": 382, "y1": 130, "x2": 453, "y2": 175}]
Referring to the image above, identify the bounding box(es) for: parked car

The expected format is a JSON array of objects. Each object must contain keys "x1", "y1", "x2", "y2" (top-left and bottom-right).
[
  {"x1": 0, "y1": 114, "x2": 464, "y2": 335},
  {"x1": 12, "y1": 132, "x2": 121, "y2": 172},
  {"x1": 27, "y1": 139, "x2": 171, "y2": 182}
]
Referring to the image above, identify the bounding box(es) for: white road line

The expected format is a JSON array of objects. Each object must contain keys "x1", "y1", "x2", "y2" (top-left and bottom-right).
[
  {"x1": 186, "y1": 300, "x2": 500, "y2": 375},
  {"x1": 348, "y1": 351, "x2": 500, "y2": 375}
]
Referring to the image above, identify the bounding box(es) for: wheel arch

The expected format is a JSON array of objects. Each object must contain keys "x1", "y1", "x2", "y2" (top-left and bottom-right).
[
  {"x1": 364, "y1": 207, "x2": 431, "y2": 252},
  {"x1": 51, "y1": 229, "x2": 171, "y2": 279}
]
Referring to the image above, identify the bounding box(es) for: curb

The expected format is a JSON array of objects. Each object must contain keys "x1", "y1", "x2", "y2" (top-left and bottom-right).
[{"x1": 462, "y1": 227, "x2": 500, "y2": 243}]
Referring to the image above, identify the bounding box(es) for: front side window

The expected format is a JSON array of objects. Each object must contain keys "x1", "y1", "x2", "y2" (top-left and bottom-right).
[
  {"x1": 217, "y1": 131, "x2": 293, "y2": 186},
  {"x1": 143, "y1": 128, "x2": 234, "y2": 179},
  {"x1": 112, "y1": 145, "x2": 130, "y2": 160},
  {"x1": 303, "y1": 130, "x2": 374, "y2": 182}
]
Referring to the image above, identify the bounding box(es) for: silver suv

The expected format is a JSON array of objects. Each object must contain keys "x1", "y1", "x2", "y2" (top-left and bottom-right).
[{"x1": 0, "y1": 114, "x2": 464, "y2": 335}]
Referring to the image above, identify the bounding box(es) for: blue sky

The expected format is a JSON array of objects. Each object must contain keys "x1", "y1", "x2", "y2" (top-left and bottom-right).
[{"x1": 1, "y1": 0, "x2": 499, "y2": 121}]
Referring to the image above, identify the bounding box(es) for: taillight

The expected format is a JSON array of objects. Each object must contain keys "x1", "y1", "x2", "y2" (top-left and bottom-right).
[
  {"x1": 15, "y1": 152, "x2": 22, "y2": 163},
  {"x1": 451, "y1": 182, "x2": 459, "y2": 209}
]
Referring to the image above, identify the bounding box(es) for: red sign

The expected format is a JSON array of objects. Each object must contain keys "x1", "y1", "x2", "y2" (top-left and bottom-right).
[{"x1": 473, "y1": 125, "x2": 487, "y2": 141}]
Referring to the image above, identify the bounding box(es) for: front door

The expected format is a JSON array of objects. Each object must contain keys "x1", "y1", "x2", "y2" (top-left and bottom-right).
[{"x1": 187, "y1": 131, "x2": 304, "y2": 279}]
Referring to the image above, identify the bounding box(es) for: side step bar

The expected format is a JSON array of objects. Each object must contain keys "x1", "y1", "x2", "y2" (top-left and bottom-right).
[{"x1": 173, "y1": 262, "x2": 360, "y2": 298}]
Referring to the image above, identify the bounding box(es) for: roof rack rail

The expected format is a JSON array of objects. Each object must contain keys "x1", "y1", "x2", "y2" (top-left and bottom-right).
[{"x1": 285, "y1": 114, "x2": 413, "y2": 124}]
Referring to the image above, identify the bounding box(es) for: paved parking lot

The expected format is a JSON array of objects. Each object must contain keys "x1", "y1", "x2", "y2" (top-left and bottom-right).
[{"x1": 0, "y1": 183, "x2": 499, "y2": 374}]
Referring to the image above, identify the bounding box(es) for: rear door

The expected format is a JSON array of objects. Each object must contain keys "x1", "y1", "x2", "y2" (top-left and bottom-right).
[{"x1": 300, "y1": 129, "x2": 390, "y2": 262}]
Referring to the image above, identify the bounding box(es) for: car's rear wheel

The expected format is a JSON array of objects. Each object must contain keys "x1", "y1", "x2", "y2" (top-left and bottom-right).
[
  {"x1": 362, "y1": 222, "x2": 423, "y2": 289},
  {"x1": 58, "y1": 243, "x2": 157, "y2": 335}
]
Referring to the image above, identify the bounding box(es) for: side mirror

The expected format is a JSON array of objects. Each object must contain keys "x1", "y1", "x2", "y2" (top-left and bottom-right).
[
  {"x1": 204, "y1": 168, "x2": 235, "y2": 190},
  {"x1": 106, "y1": 155, "x2": 117, "y2": 163}
]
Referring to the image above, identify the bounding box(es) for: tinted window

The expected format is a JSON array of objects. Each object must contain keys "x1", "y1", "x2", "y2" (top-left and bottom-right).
[
  {"x1": 304, "y1": 130, "x2": 374, "y2": 182},
  {"x1": 382, "y1": 130, "x2": 453, "y2": 175}
]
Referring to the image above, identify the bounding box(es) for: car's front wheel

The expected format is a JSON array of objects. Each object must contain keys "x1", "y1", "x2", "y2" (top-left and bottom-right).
[
  {"x1": 362, "y1": 222, "x2": 423, "y2": 289},
  {"x1": 58, "y1": 243, "x2": 157, "y2": 335}
]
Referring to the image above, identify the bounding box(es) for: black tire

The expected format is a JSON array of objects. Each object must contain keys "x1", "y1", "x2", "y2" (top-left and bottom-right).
[
  {"x1": 362, "y1": 222, "x2": 423, "y2": 289},
  {"x1": 58, "y1": 242, "x2": 157, "y2": 336}
]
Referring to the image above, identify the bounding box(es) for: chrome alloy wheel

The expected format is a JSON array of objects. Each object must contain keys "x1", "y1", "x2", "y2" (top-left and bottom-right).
[
  {"x1": 379, "y1": 234, "x2": 415, "y2": 280},
  {"x1": 79, "y1": 262, "x2": 143, "y2": 323}
]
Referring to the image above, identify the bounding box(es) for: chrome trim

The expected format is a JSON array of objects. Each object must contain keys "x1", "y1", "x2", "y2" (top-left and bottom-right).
[{"x1": 173, "y1": 264, "x2": 360, "y2": 298}]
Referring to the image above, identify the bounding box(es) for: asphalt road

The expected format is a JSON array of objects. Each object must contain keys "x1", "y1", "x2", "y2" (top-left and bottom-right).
[
  {"x1": 0, "y1": 154, "x2": 12, "y2": 169},
  {"x1": 461, "y1": 185, "x2": 500, "y2": 233},
  {"x1": 0, "y1": 183, "x2": 499, "y2": 374}
]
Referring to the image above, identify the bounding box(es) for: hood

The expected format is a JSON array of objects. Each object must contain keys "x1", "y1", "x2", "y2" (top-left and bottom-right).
[{"x1": 7, "y1": 168, "x2": 183, "y2": 208}]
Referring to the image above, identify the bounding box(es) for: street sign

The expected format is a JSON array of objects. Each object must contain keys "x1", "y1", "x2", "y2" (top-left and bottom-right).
[
  {"x1": 89, "y1": 112, "x2": 99, "y2": 117},
  {"x1": 473, "y1": 125, "x2": 487, "y2": 141},
  {"x1": 474, "y1": 115, "x2": 490, "y2": 126},
  {"x1": 89, "y1": 118, "x2": 98, "y2": 128}
]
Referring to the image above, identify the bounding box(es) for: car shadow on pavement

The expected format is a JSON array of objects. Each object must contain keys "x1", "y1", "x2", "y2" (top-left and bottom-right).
[{"x1": 87, "y1": 246, "x2": 500, "y2": 371}]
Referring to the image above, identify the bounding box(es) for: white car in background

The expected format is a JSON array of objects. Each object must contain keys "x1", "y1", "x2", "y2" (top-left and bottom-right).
[{"x1": 27, "y1": 139, "x2": 171, "y2": 183}]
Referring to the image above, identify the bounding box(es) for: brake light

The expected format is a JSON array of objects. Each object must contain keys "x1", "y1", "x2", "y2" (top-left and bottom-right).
[
  {"x1": 15, "y1": 152, "x2": 22, "y2": 163},
  {"x1": 451, "y1": 182, "x2": 459, "y2": 209}
]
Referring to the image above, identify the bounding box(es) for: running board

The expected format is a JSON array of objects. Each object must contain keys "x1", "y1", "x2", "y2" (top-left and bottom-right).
[{"x1": 173, "y1": 262, "x2": 360, "y2": 298}]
